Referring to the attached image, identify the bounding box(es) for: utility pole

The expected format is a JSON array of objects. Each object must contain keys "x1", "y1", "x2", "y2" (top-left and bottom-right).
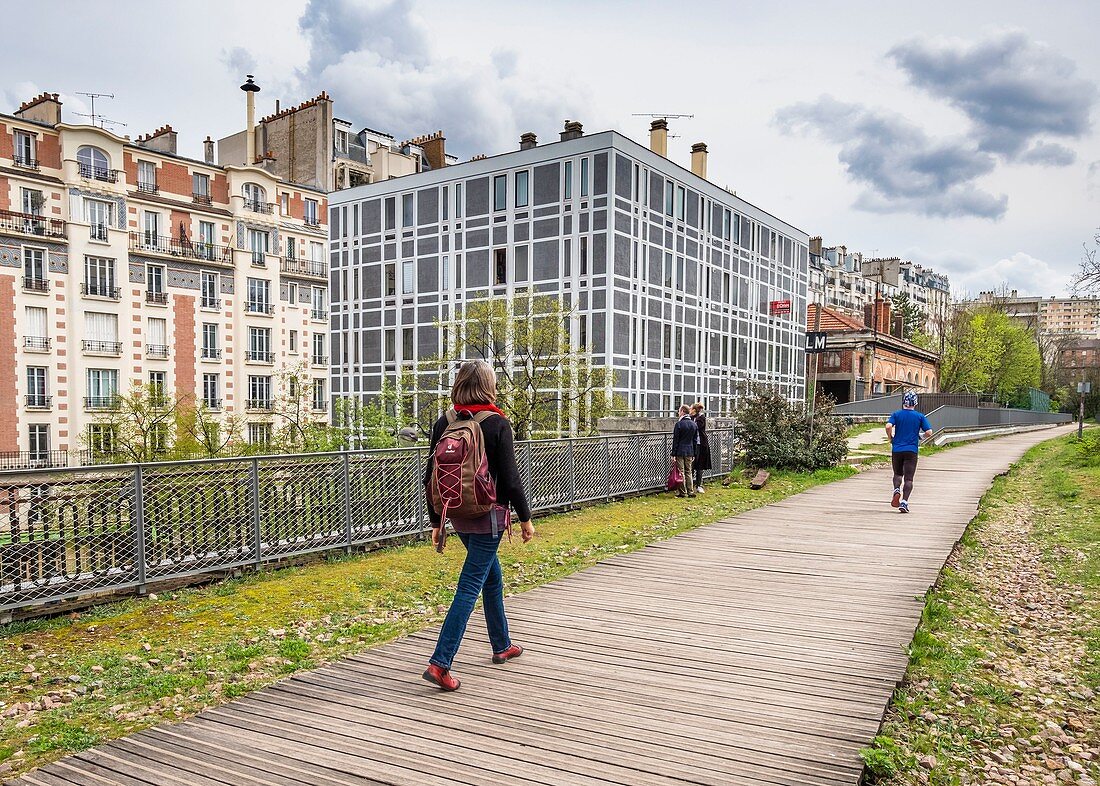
[
  {"x1": 1079, "y1": 380, "x2": 1091, "y2": 440},
  {"x1": 807, "y1": 306, "x2": 822, "y2": 449}
]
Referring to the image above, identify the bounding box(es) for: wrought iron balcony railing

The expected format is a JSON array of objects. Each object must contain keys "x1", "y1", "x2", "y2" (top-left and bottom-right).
[
  {"x1": 311, "y1": 355, "x2": 329, "y2": 367},
  {"x1": 22, "y1": 276, "x2": 48, "y2": 293},
  {"x1": 0, "y1": 208, "x2": 66, "y2": 239},
  {"x1": 192, "y1": 192, "x2": 212, "y2": 206},
  {"x1": 147, "y1": 344, "x2": 169, "y2": 358},
  {"x1": 245, "y1": 200, "x2": 274, "y2": 214},
  {"x1": 84, "y1": 395, "x2": 121, "y2": 410},
  {"x1": 90, "y1": 223, "x2": 109, "y2": 241},
  {"x1": 24, "y1": 336, "x2": 51, "y2": 351},
  {"x1": 246, "y1": 350, "x2": 275, "y2": 363},
  {"x1": 280, "y1": 258, "x2": 328, "y2": 278},
  {"x1": 13, "y1": 154, "x2": 39, "y2": 170},
  {"x1": 136, "y1": 181, "x2": 159, "y2": 195},
  {"x1": 0, "y1": 450, "x2": 69, "y2": 470},
  {"x1": 245, "y1": 398, "x2": 273, "y2": 411},
  {"x1": 200, "y1": 297, "x2": 221, "y2": 310},
  {"x1": 80, "y1": 283, "x2": 121, "y2": 300},
  {"x1": 78, "y1": 163, "x2": 119, "y2": 183},
  {"x1": 25, "y1": 394, "x2": 52, "y2": 409},
  {"x1": 246, "y1": 302, "x2": 275, "y2": 315},
  {"x1": 203, "y1": 398, "x2": 222, "y2": 410},
  {"x1": 311, "y1": 309, "x2": 328, "y2": 321},
  {"x1": 201, "y1": 347, "x2": 222, "y2": 360},
  {"x1": 82, "y1": 340, "x2": 123, "y2": 355},
  {"x1": 146, "y1": 291, "x2": 169, "y2": 305},
  {"x1": 128, "y1": 232, "x2": 232, "y2": 264}
]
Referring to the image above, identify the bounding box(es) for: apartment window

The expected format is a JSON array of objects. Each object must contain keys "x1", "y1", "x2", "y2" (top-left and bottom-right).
[
  {"x1": 564, "y1": 160, "x2": 573, "y2": 199},
  {"x1": 23, "y1": 248, "x2": 45, "y2": 287},
  {"x1": 309, "y1": 242, "x2": 324, "y2": 265},
  {"x1": 247, "y1": 278, "x2": 271, "y2": 313},
  {"x1": 493, "y1": 175, "x2": 507, "y2": 211},
  {"x1": 202, "y1": 323, "x2": 219, "y2": 358},
  {"x1": 385, "y1": 263, "x2": 396, "y2": 297},
  {"x1": 455, "y1": 253, "x2": 462, "y2": 287},
  {"x1": 243, "y1": 183, "x2": 266, "y2": 210},
  {"x1": 402, "y1": 261, "x2": 415, "y2": 294},
  {"x1": 663, "y1": 324, "x2": 671, "y2": 357},
  {"x1": 580, "y1": 157, "x2": 589, "y2": 197},
  {"x1": 442, "y1": 186, "x2": 449, "y2": 221},
  {"x1": 305, "y1": 198, "x2": 319, "y2": 225},
  {"x1": 384, "y1": 329, "x2": 395, "y2": 362},
  {"x1": 203, "y1": 374, "x2": 220, "y2": 408},
  {"x1": 148, "y1": 371, "x2": 166, "y2": 405},
  {"x1": 385, "y1": 197, "x2": 396, "y2": 230},
  {"x1": 580, "y1": 236, "x2": 588, "y2": 275},
  {"x1": 77, "y1": 146, "x2": 110, "y2": 179},
  {"x1": 664, "y1": 182, "x2": 674, "y2": 216},
  {"x1": 285, "y1": 235, "x2": 296, "y2": 261},
  {"x1": 442, "y1": 255, "x2": 450, "y2": 290},
  {"x1": 311, "y1": 287, "x2": 327, "y2": 320},
  {"x1": 137, "y1": 160, "x2": 157, "y2": 193},
  {"x1": 13, "y1": 130, "x2": 35, "y2": 166},
  {"x1": 578, "y1": 315, "x2": 588, "y2": 350},
  {"x1": 248, "y1": 228, "x2": 269, "y2": 264},
  {"x1": 87, "y1": 424, "x2": 116, "y2": 456},
  {"x1": 823, "y1": 351, "x2": 841, "y2": 369},
  {"x1": 402, "y1": 193, "x2": 414, "y2": 227},
  {"x1": 721, "y1": 209, "x2": 731, "y2": 241},
  {"x1": 288, "y1": 375, "x2": 298, "y2": 399},
  {"x1": 248, "y1": 422, "x2": 272, "y2": 445},
  {"x1": 146, "y1": 264, "x2": 166, "y2": 301},
  {"x1": 28, "y1": 424, "x2": 49, "y2": 460},
  {"x1": 192, "y1": 172, "x2": 210, "y2": 202},
  {"x1": 25, "y1": 306, "x2": 47, "y2": 348},
  {"x1": 312, "y1": 332, "x2": 326, "y2": 362},
  {"x1": 86, "y1": 368, "x2": 119, "y2": 406},
  {"x1": 84, "y1": 311, "x2": 119, "y2": 349},
  {"x1": 147, "y1": 317, "x2": 167, "y2": 356},
  {"x1": 247, "y1": 375, "x2": 272, "y2": 409},
  {"x1": 515, "y1": 171, "x2": 529, "y2": 208},
  {"x1": 26, "y1": 367, "x2": 47, "y2": 407},
  {"x1": 455, "y1": 183, "x2": 463, "y2": 218},
  {"x1": 196, "y1": 221, "x2": 216, "y2": 260},
  {"x1": 675, "y1": 186, "x2": 685, "y2": 221},
  {"x1": 248, "y1": 326, "x2": 272, "y2": 362},
  {"x1": 280, "y1": 193, "x2": 289, "y2": 215},
  {"x1": 289, "y1": 329, "x2": 298, "y2": 353},
  {"x1": 21, "y1": 188, "x2": 43, "y2": 217},
  {"x1": 402, "y1": 327, "x2": 414, "y2": 360},
  {"x1": 312, "y1": 379, "x2": 326, "y2": 411},
  {"x1": 200, "y1": 271, "x2": 218, "y2": 308},
  {"x1": 84, "y1": 199, "x2": 112, "y2": 241},
  {"x1": 494, "y1": 249, "x2": 507, "y2": 285},
  {"x1": 335, "y1": 129, "x2": 349, "y2": 154}
]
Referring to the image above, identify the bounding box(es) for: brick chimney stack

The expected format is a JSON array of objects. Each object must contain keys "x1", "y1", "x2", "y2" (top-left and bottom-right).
[
  {"x1": 560, "y1": 120, "x2": 583, "y2": 141},
  {"x1": 863, "y1": 294, "x2": 893, "y2": 334},
  {"x1": 137, "y1": 124, "x2": 178, "y2": 155},
  {"x1": 649, "y1": 118, "x2": 668, "y2": 157},
  {"x1": 519, "y1": 132, "x2": 537, "y2": 150},
  {"x1": 15, "y1": 92, "x2": 62, "y2": 126},
  {"x1": 203, "y1": 136, "x2": 215, "y2": 164},
  {"x1": 809, "y1": 236, "x2": 823, "y2": 256},
  {"x1": 690, "y1": 142, "x2": 708, "y2": 179},
  {"x1": 407, "y1": 130, "x2": 447, "y2": 170}
]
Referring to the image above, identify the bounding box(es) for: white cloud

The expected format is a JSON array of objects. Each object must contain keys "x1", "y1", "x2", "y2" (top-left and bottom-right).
[{"x1": 944, "y1": 251, "x2": 1071, "y2": 297}]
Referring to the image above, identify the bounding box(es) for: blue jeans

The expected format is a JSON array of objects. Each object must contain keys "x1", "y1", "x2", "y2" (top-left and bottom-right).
[{"x1": 429, "y1": 532, "x2": 510, "y2": 670}]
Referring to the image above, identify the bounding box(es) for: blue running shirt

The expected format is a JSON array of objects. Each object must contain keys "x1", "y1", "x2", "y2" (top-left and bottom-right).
[{"x1": 888, "y1": 409, "x2": 932, "y2": 453}]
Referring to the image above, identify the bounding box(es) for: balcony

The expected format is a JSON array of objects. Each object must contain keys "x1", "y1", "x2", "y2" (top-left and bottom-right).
[
  {"x1": 136, "y1": 181, "x2": 159, "y2": 195},
  {"x1": 311, "y1": 400, "x2": 327, "y2": 412},
  {"x1": 280, "y1": 258, "x2": 328, "y2": 280},
  {"x1": 24, "y1": 336, "x2": 50, "y2": 351},
  {"x1": 201, "y1": 347, "x2": 222, "y2": 360},
  {"x1": 311, "y1": 309, "x2": 329, "y2": 321},
  {"x1": 245, "y1": 200, "x2": 274, "y2": 215},
  {"x1": 81, "y1": 282, "x2": 121, "y2": 300},
  {"x1": 251, "y1": 251, "x2": 267, "y2": 267},
  {"x1": 147, "y1": 344, "x2": 169, "y2": 359},
  {"x1": 146, "y1": 291, "x2": 169, "y2": 305},
  {"x1": 246, "y1": 350, "x2": 275, "y2": 364},
  {"x1": 84, "y1": 395, "x2": 121, "y2": 410},
  {"x1": 193, "y1": 192, "x2": 212, "y2": 206},
  {"x1": 200, "y1": 297, "x2": 221, "y2": 310},
  {"x1": 25, "y1": 394, "x2": 52, "y2": 410},
  {"x1": 82, "y1": 340, "x2": 123, "y2": 356},
  {"x1": 12, "y1": 154, "x2": 39, "y2": 171},
  {"x1": 0, "y1": 208, "x2": 66, "y2": 240},
  {"x1": 129, "y1": 232, "x2": 232, "y2": 265},
  {"x1": 90, "y1": 223, "x2": 109, "y2": 242},
  {"x1": 311, "y1": 355, "x2": 329, "y2": 368},
  {"x1": 203, "y1": 398, "x2": 222, "y2": 411},
  {"x1": 246, "y1": 301, "x2": 275, "y2": 316},
  {"x1": 22, "y1": 276, "x2": 49, "y2": 293},
  {"x1": 78, "y1": 163, "x2": 119, "y2": 183},
  {"x1": 304, "y1": 216, "x2": 321, "y2": 228},
  {"x1": 245, "y1": 398, "x2": 273, "y2": 411},
  {"x1": 0, "y1": 451, "x2": 69, "y2": 470}
]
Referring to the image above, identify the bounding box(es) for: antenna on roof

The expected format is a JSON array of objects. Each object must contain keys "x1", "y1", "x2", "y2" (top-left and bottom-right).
[
  {"x1": 75, "y1": 92, "x2": 115, "y2": 127},
  {"x1": 631, "y1": 113, "x2": 695, "y2": 120}
]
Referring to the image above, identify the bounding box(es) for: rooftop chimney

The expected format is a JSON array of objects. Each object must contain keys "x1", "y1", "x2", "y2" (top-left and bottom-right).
[
  {"x1": 519, "y1": 131, "x2": 537, "y2": 150},
  {"x1": 137, "y1": 124, "x2": 178, "y2": 155},
  {"x1": 863, "y1": 294, "x2": 893, "y2": 335},
  {"x1": 649, "y1": 119, "x2": 668, "y2": 157},
  {"x1": 240, "y1": 75, "x2": 261, "y2": 165},
  {"x1": 560, "y1": 120, "x2": 583, "y2": 141},
  {"x1": 203, "y1": 136, "x2": 215, "y2": 164},
  {"x1": 690, "y1": 142, "x2": 708, "y2": 179},
  {"x1": 15, "y1": 92, "x2": 62, "y2": 126},
  {"x1": 809, "y1": 236, "x2": 823, "y2": 256}
]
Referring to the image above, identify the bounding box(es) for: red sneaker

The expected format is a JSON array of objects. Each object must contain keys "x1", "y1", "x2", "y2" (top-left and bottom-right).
[
  {"x1": 492, "y1": 644, "x2": 524, "y2": 664},
  {"x1": 422, "y1": 664, "x2": 460, "y2": 691}
]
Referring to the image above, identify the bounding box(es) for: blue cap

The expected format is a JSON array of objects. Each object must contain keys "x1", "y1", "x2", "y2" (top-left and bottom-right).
[{"x1": 903, "y1": 391, "x2": 919, "y2": 408}]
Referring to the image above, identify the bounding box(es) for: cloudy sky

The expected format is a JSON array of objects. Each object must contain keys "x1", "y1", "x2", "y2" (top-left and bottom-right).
[{"x1": 4, "y1": 0, "x2": 1097, "y2": 297}]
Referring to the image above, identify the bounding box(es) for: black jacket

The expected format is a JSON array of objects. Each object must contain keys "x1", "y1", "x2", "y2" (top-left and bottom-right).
[
  {"x1": 671, "y1": 416, "x2": 698, "y2": 457},
  {"x1": 423, "y1": 412, "x2": 532, "y2": 525}
]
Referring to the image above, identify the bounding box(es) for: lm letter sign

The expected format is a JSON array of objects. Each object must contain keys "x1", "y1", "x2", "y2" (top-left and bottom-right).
[{"x1": 806, "y1": 331, "x2": 828, "y2": 353}]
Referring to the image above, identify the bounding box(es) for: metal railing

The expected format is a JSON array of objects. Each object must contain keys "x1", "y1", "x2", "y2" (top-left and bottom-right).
[
  {"x1": 25, "y1": 395, "x2": 52, "y2": 409},
  {"x1": 245, "y1": 200, "x2": 274, "y2": 214},
  {"x1": 12, "y1": 154, "x2": 39, "y2": 170},
  {"x1": 0, "y1": 451, "x2": 69, "y2": 471},
  {"x1": 22, "y1": 276, "x2": 48, "y2": 293},
  {"x1": 82, "y1": 340, "x2": 123, "y2": 355},
  {"x1": 246, "y1": 301, "x2": 275, "y2": 315},
  {"x1": 0, "y1": 208, "x2": 66, "y2": 239},
  {"x1": 136, "y1": 181, "x2": 159, "y2": 195},
  {"x1": 193, "y1": 192, "x2": 212, "y2": 206},
  {"x1": 146, "y1": 291, "x2": 168, "y2": 305},
  {"x1": 80, "y1": 283, "x2": 121, "y2": 300},
  {"x1": 0, "y1": 429, "x2": 737, "y2": 613},
  {"x1": 246, "y1": 350, "x2": 275, "y2": 363},
  {"x1": 129, "y1": 232, "x2": 232, "y2": 264},
  {"x1": 280, "y1": 258, "x2": 328, "y2": 278},
  {"x1": 24, "y1": 337, "x2": 50, "y2": 351},
  {"x1": 78, "y1": 163, "x2": 119, "y2": 183},
  {"x1": 925, "y1": 406, "x2": 1071, "y2": 432},
  {"x1": 201, "y1": 347, "x2": 222, "y2": 360},
  {"x1": 146, "y1": 344, "x2": 169, "y2": 359}
]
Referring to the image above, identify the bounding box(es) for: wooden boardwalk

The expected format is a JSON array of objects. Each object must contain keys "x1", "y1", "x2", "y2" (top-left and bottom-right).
[{"x1": 9, "y1": 426, "x2": 1071, "y2": 786}]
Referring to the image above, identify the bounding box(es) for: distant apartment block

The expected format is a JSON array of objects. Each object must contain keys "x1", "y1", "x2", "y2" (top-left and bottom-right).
[
  {"x1": 975, "y1": 290, "x2": 1100, "y2": 338},
  {"x1": 808, "y1": 237, "x2": 950, "y2": 334},
  {"x1": 218, "y1": 86, "x2": 455, "y2": 192},
  {"x1": 0, "y1": 89, "x2": 329, "y2": 467},
  {"x1": 328, "y1": 120, "x2": 810, "y2": 420}
]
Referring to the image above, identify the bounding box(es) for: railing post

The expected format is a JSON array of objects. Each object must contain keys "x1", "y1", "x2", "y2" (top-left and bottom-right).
[
  {"x1": 415, "y1": 448, "x2": 426, "y2": 532},
  {"x1": 567, "y1": 440, "x2": 576, "y2": 506},
  {"x1": 133, "y1": 465, "x2": 146, "y2": 592},
  {"x1": 604, "y1": 437, "x2": 612, "y2": 502},
  {"x1": 342, "y1": 452, "x2": 353, "y2": 553},
  {"x1": 250, "y1": 458, "x2": 262, "y2": 566}
]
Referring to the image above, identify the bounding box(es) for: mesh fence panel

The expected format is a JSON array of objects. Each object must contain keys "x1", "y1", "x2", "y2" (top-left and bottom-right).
[{"x1": 2, "y1": 431, "x2": 735, "y2": 612}]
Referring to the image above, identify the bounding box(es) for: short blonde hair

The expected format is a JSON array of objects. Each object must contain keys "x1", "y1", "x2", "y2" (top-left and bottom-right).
[
  {"x1": 451, "y1": 359, "x2": 497, "y2": 406},
  {"x1": 678, "y1": 404, "x2": 691, "y2": 415},
  {"x1": 691, "y1": 402, "x2": 704, "y2": 414}
]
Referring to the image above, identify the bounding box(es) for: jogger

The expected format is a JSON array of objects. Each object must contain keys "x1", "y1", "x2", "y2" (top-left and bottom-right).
[{"x1": 885, "y1": 391, "x2": 933, "y2": 514}]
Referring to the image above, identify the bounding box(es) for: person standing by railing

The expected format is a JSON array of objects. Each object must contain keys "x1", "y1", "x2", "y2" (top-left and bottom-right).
[
  {"x1": 422, "y1": 359, "x2": 535, "y2": 691},
  {"x1": 886, "y1": 390, "x2": 933, "y2": 514},
  {"x1": 671, "y1": 405, "x2": 698, "y2": 498},
  {"x1": 690, "y1": 402, "x2": 711, "y2": 493}
]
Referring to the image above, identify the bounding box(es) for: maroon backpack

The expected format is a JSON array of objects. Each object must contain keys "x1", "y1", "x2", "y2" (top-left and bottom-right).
[{"x1": 429, "y1": 410, "x2": 498, "y2": 533}]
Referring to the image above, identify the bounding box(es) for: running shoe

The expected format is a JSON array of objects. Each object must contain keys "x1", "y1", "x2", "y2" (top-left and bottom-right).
[
  {"x1": 891, "y1": 488, "x2": 902, "y2": 508},
  {"x1": 898, "y1": 500, "x2": 909, "y2": 514}
]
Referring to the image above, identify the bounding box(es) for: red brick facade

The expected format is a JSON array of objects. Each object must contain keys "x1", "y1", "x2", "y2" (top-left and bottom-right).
[
  {"x1": 174, "y1": 295, "x2": 196, "y2": 400},
  {"x1": 0, "y1": 277, "x2": 17, "y2": 450}
]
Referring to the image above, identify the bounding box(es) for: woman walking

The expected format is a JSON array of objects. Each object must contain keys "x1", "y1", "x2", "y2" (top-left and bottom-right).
[
  {"x1": 422, "y1": 360, "x2": 535, "y2": 691},
  {"x1": 690, "y1": 402, "x2": 712, "y2": 493}
]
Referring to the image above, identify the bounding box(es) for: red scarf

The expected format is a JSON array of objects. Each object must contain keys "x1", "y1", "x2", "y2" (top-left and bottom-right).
[{"x1": 454, "y1": 403, "x2": 506, "y2": 418}]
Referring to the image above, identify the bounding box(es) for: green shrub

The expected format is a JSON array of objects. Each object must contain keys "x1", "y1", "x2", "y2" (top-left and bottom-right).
[
  {"x1": 734, "y1": 384, "x2": 848, "y2": 471},
  {"x1": 1072, "y1": 430, "x2": 1100, "y2": 467}
]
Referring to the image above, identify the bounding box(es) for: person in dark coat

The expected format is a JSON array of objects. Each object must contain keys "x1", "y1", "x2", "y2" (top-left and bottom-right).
[
  {"x1": 690, "y1": 402, "x2": 712, "y2": 493},
  {"x1": 671, "y1": 405, "x2": 698, "y2": 498}
]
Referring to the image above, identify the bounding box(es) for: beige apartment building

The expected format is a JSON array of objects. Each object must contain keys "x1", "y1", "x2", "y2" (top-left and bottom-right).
[
  {"x1": 0, "y1": 91, "x2": 329, "y2": 467},
  {"x1": 974, "y1": 290, "x2": 1100, "y2": 337},
  {"x1": 218, "y1": 86, "x2": 455, "y2": 192}
]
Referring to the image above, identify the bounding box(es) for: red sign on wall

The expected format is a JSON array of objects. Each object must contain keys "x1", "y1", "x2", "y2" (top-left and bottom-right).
[{"x1": 769, "y1": 299, "x2": 792, "y2": 316}]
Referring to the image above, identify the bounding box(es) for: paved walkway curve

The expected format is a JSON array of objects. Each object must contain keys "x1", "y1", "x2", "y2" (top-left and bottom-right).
[{"x1": 8, "y1": 426, "x2": 1074, "y2": 786}]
